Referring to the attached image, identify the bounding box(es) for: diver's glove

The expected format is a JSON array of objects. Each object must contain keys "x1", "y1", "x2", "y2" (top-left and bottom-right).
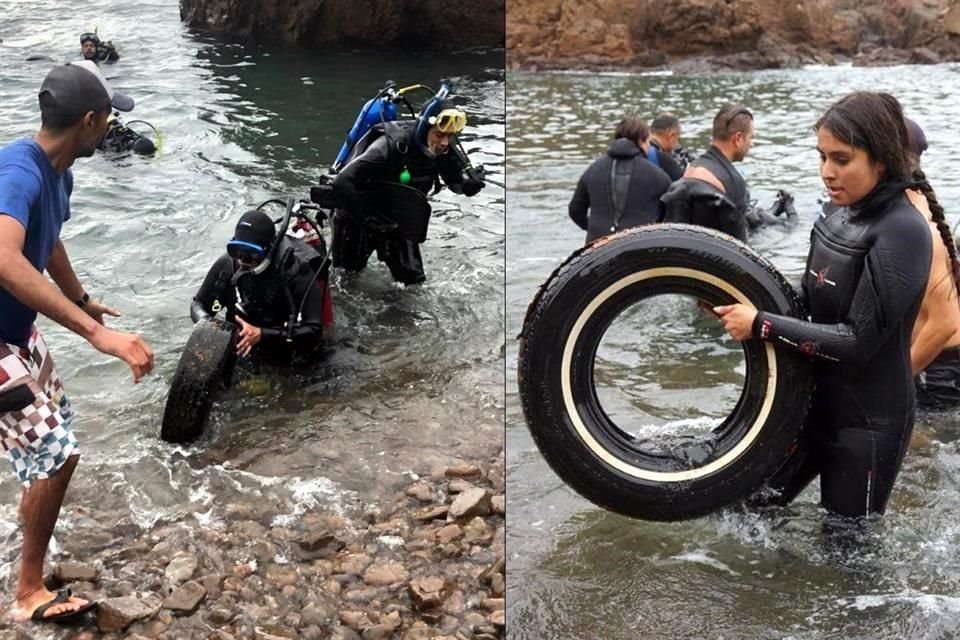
[
  {"x1": 461, "y1": 165, "x2": 486, "y2": 197},
  {"x1": 770, "y1": 189, "x2": 798, "y2": 219}
]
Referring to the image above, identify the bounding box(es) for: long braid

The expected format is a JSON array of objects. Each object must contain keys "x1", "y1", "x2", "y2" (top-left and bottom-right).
[{"x1": 913, "y1": 168, "x2": 960, "y2": 300}]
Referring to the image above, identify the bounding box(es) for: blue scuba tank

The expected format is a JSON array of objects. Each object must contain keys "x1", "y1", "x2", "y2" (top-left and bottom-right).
[{"x1": 332, "y1": 96, "x2": 399, "y2": 172}]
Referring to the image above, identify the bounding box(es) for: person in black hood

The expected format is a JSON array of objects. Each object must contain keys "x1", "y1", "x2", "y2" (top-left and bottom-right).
[
  {"x1": 191, "y1": 210, "x2": 333, "y2": 362},
  {"x1": 715, "y1": 92, "x2": 933, "y2": 521},
  {"x1": 568, "y1": 116, "x2": 672, "y2": 244},
  {"x1": 330, "y1": 97, "x2": 485, "y2": 285}
]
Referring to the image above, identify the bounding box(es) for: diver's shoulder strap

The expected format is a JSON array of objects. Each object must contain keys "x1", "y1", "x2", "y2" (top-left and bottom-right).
[{"x1": 608, "y1": 158, "x2": 636, "y2": 232}]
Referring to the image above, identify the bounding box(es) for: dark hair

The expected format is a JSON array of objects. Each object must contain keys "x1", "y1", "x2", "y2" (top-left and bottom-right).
[
  {"x1": 712, "y1": 103, "x2": 753, "y2": 141},
  {"x1": 651, "y1": 113, "x2": 680, "y2": 134},
  {"x1": 613, "y1": 116, "x2": 649, "y2": 143},
  {"x1": 39, "y1": 92, "x2": 109, "y2": 133},
  {"x1": 913, "y1": 167, "x2": 960, "y2": 299},
  {"x1": 815, "y1": 92, "x2": 913, "y2": 183}
]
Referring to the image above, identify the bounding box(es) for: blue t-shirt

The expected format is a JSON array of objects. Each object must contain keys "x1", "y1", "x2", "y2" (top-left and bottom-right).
[{"x1": 0, "y1": 139, "x2": 73, "y2": 347}]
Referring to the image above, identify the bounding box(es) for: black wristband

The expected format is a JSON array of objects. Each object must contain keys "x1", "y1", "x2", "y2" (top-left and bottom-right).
[{"x1": 76, "y1": 292, "x2": 90, "y2": 308}]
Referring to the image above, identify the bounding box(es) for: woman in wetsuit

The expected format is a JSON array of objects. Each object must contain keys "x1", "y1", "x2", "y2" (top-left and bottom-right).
[{"x1": 714, "y1": 92, "x2": 934, "y2": 518}]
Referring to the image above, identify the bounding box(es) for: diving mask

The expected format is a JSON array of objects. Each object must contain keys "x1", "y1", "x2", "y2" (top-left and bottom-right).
[{"x1": 428, "y1": 108, "x2": 467, "y2": 134}]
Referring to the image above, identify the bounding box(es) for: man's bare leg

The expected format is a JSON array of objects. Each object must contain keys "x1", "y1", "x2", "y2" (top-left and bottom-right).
[{"x1": 8, "y1": 454, "x2": 89, "y2": 621}]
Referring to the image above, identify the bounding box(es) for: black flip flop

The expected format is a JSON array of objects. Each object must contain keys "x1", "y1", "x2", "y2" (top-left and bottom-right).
[{"x1": 30, "y1": 589, "x2": 97, "y2": 623}]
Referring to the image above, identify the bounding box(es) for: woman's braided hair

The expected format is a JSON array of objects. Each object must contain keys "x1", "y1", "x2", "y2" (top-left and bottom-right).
[{"x1": 912, "y1": 167, "x2": 960, "y2": 300}]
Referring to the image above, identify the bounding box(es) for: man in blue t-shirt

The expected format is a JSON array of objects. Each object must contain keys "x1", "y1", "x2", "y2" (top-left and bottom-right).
[{"x1": 0, "y1": 61, "x2": 154, "y2": 625}]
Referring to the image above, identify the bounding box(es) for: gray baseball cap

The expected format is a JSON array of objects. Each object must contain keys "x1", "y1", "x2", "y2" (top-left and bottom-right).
[{"x1": 38, "y1": 60, "x2": 134, "y2": 116}]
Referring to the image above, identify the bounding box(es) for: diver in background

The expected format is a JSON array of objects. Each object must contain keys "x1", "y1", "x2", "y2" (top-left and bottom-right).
[
  {"x1": 331, "y1": 97, "x2": 486, "y2": 285},
  {"x1": 80, "y1": 32, "x2": 119, "y2": 64}
]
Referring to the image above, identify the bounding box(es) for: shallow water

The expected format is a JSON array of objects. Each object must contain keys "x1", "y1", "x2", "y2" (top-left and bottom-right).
[
  {"x1": 0, "y1": 0, "x2": 504, "y2": 614},
  {"x1": 506, "y1": 65, "x2": 960, "y2": 639}
]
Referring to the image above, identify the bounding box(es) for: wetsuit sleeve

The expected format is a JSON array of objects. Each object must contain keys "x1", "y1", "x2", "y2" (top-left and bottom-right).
[
  {"x1": 332, "y1": 137, "x2": 391, "y2": 216},
  {"x1": 568, "y1": 174, "x2": 590, "y2": 230},
  {"x1": 191, "y1": 255, "x2": 235, "y2": 322},
  {"x1": 259, "y1": 275, "x2": 325, "y2": 351},
  {"x1": 753, "y1": 213, "x2": 932, "y2": 364}
]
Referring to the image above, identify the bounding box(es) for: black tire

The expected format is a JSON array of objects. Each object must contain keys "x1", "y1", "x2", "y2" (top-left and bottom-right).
[
  {"x1": 160, "y1": 319, "x2": 237, "y2": 443},
  {"x1": 518, "y1": 224, "x2": 815, "y2": 521}
]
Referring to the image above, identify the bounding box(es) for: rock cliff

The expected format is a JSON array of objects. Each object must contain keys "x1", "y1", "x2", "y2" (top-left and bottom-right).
[
  {"x1": 508, "y1": 0, "x2": 960, "y2": 72},
  {"x1": 180, "y1": 0, "x2": 505, "y2": 50}
]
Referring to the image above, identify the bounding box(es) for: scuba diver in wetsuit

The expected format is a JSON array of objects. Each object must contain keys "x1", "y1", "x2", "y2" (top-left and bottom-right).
[
  {"x1": 715, "y1": 92, "x2": 934, "y2": 519},
  {"x1": 661, "y1": 104, "x2": 796, "y2": 240},
  {"x1": 331, "y1": 97, "x2": 486, "y2": 285},
  {"x1": 191, "y1": 210, "x2": 333, "y2": 362},
  {"x1": 80, "y1": 32, "x2": 119, "y2": 64}
]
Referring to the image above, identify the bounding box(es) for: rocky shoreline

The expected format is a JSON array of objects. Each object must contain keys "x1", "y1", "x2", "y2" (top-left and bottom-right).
[
  {"x1": 508, "y1": 0, "x2": 960, "y2": 74},
  {"x1": 0, "y1": 452, "x2": 505, "y2": 640}
]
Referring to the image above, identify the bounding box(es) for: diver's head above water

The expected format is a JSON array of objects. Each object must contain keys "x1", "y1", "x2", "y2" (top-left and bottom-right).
[
  {"x1": 416, "y1": 98, "x2": 467, "y2": 158},
  {"x1": 80, "y1": 33, "x2": 99, "y2": 61},
  {"x1": 228, "y1": 209, "x2": 275, "y2": 271},
  {"x1": 815, "y1": 92, "x2": 913, "y2": 208}
]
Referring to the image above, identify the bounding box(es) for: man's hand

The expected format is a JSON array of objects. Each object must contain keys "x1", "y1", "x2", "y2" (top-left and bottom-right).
[
  {"x1": 713, "y1": 303, "x2": 758, "y2": 341},
  {"x1": 83, "y1": 298, "x2": 121, "y2": 325},
  {"x1": 462, "y1": 165, "x2": 486, "y2": 196},
  {"x1": 88, "y1": 327, "x2": 154, "y2": 383},
  {"x1": 236, "y1": 317, "x2": 262, "y2": 357}
]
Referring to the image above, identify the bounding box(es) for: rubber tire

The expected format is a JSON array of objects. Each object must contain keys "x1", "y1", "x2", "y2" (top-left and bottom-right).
[
  {"x1": 518, "y1": 224, "x2": 815, "y2": 521},
  {"x1": 160, "y1": 319, "x2": 237, "y2": 443}
]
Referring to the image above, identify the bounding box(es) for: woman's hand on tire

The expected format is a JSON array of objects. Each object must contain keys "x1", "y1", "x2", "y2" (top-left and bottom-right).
[{"x1": 714, "y1": 303, "x2": 758, "y2": 341}]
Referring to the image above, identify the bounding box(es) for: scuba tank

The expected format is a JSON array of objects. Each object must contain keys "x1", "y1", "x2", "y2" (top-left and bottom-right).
[{"x1": 330, "y1": 81, "x2": 437, "y2": 173}]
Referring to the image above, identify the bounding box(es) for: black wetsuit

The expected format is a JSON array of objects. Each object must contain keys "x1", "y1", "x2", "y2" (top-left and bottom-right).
[
  {"x1": 752, "y1": 192, "x2": 931, "y2": 517},
  {"x1": 648, "y1": 140, "x2": 684, "y2": 182},
  {"x1": 568, "y1": 138, "x2": 672, "y2": 244},
  {"x1": 916, "y1": 347, "x2": 960, "y2": 409},
  {"x1": 660, "y1": 145, "x2": 750, "y2": 241},
  {"x1": 690, "y1": 145, "x2": 748, "y2": 214},
  {"x1": 331, "y1": 120, "x2": 483, "y2": 285},
  {"x1": 190, "y1": 237, "x2": 329, "y2": 361},
  {"x1": 98, "y1": 119, "x2": 155, "y2": 155}
]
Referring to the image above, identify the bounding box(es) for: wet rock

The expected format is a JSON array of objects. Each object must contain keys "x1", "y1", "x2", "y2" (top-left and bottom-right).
[
  {"x1": 362, "y1": 610, "x2": 402, "y2": 639},
  {"x1": 444, "y1": 464, "x2": 482, "y2": 478},
  {"x1": 97, "y1": 592, "x2": 163, "y2": 633},
  {"x1": 198, "y1": 574, "x2": 224, "y2": 599},
  {"x1": 363, "y1": 561, "x2": 409, "y2": 586},
  {"x1": 490, "y1": 609, "x2": 505, "y2": 627},
  {"x1": 408, "y1": 576, "x2": 448, "y2": 610},
  {"x1": 412, "y1": 505, "x2": 449, "y2": 522},
  {"x1": 254, "y1": 625, "x2": 299, "y2": 640},
  {"x1": 435, "y1": 524, "x2": 463, "y2": 545},
  {"x1": 447, "y1": 479, "x2": 475, "y2": 494},
  {"x1": 53, "y1": 561, "x2": 99, "y2": 583},
  {"x1": 265, "y1": 564, "x2": 299, "y2": 587},
  {"x1": 297, "y1": 529, "x2": 345, "y2": 559},
  {"x1": 209, "y1": 607, "x2": 235, "y2": 624},
  {"x1": 482, "y1": 597, "x2": 505, "y2": 611},
  {"x1": 334, "y1": 553, "x2": 372, "y2": 576},
  {"x1": 405, "y1": 483, "x2": 434, "y2": 502},
  {"x1": 301, "y1": 600, "x2": 336, "y2": 626},
  {"x1": 162, "y1": 580, "x2": 206, "y2": 614},
  {"x1": 211, "y1": 632, "x2": 237, "y2": 640},
  {"x1": 340, "y1": 610, "x2": 369, "y2": 628},
  {"x1": 463, "y1": 517, "x2": 495, "y2": 545},
  {"x1": 490, "y1": 573, "x2": 504, "y2": 597},
  {"x1": 448, "y1": 488, "x2": 491, "y2": 520},
  {"x1": 164, "y1": 551, "x2": 198, "y2": 587},
  {"x1": 491, "y1": 495, "x2": 505, "y2": 515}
]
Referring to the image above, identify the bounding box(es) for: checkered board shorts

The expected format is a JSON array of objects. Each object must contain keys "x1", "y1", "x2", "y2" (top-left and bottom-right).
[{"x1": 0, "y1": 326, "x2": 78, "y2": 487}]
